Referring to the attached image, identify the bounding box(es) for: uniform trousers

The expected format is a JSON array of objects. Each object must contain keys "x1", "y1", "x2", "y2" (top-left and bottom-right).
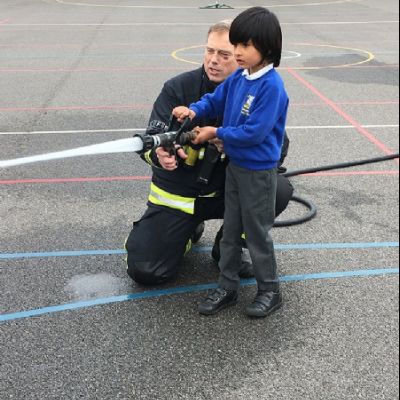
[{"x1": 218, "y1": 164, "x2": 279, "y2": 292}]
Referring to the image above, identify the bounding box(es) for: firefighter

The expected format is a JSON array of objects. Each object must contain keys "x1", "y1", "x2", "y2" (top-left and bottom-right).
[{"x1": 125, "y1": 20, "x2": 293, "y2": 285}]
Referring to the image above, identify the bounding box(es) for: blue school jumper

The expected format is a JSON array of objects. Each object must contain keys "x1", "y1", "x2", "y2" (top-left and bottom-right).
[{"x1": 190, "y1": 65, "x2": 289, "y2": 171}]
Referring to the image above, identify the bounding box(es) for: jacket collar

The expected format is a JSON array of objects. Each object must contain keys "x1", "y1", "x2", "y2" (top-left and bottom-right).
[{"x1": 242, "y1": 63, "x2": 274, "y2": 81}]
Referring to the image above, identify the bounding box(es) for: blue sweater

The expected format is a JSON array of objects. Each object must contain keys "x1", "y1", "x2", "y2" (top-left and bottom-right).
[{"x1": 190, "y1": 67, "x2": 289, "y2": 171}]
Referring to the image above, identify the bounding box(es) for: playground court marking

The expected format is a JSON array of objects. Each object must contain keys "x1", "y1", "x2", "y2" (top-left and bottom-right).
[
  {"x1": 3, "y1": 21, "x2": 399, "y2": 27},
  {"x1": 1, "y1": 267, "x2": 398, "y2": 323},
  {"x1": 0, "y1": 125, "x2": 397, "y2": 136},
  {"x1": 51, "y1": 0, "x2": 364, "y2": 10},
  {"x1": 172, "y1": 43, "x2": 375, "y2": 70},
  {"x1": 1, "y1": 241, "x2": 398, "y2": 260}
]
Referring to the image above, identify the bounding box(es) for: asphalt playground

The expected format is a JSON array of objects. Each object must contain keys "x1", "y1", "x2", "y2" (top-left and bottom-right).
[{"x1": 0, "y1": 0, "x2": 399, "y2": 399}]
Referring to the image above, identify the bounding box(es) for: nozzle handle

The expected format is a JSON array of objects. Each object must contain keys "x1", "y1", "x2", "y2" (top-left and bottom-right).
[{"x1": 176, "y1": 130, "x2": 197, "y2": 145}]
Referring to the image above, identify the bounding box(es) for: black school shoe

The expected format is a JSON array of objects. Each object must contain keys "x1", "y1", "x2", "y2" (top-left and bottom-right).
[
  {"x1": 246, "y1": 290, "x2": 283, "y2": 318},
  {"x1": 198, "y1": 288, "x2": 239, "y2": 316}
]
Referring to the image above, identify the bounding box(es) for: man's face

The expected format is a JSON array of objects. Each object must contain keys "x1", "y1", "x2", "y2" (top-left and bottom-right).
[{"x1": 204, "y1": 31, "x2": 238, "y2": 83}]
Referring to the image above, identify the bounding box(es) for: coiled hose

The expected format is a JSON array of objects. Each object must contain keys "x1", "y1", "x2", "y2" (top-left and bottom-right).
[{"x1": 274, "y1": 153, "x2": 399, "y2": 227}]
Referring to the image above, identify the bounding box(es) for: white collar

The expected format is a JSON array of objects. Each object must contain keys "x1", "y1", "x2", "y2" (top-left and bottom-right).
[{"x1": 242, "y1": 63, "x2": 274, "y2": 81}]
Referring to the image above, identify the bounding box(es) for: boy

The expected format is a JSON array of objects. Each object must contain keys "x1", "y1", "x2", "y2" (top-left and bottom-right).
[{"x1": 173, "y1": 7, "x2": 289, "y2": 318}]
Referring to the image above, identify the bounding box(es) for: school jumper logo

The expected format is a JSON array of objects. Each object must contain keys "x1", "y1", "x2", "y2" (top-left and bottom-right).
[{"x1": 241, "y1": 95, "x2": 255, "y2": 116}]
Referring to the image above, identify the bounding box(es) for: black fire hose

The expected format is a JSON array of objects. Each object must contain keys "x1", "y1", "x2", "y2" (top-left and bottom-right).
[
  {"x1": 274, "y1": 153, "x2": 399, "y2": 228},
  {"x1": 282, "y1": 153, "x2": 399, "y2": 178}
]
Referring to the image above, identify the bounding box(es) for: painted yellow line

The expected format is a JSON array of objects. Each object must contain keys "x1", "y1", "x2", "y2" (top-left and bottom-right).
[
  {"x1": 171, "y1": 43, "x2": 375, "y2": 70},
  {"x1": 288, "y1": 42, "x2": 375, "y2": 70},
  {"x1": 172, "y1": 45, "x2": 205, "y2": 66}
]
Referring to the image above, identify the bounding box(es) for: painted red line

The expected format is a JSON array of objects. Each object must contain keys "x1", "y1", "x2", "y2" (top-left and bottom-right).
[
  {"x1": 0, "y1": 42, "x2": 190, "y2": 48},
  {"x1": 0, "y1": 171, "x2": 398, "y2": 185},
  {"x1": 287, "y1": 68, "x2": 398, "y2": 160},
  {"x1": 0, "y1": 176, "x2": 152, "y2": 185},
  {"x1": 340, "y1": 101, "x2": 399, "y2": 105},
  {"x1": 291, "y1": 101, "x2": 398, "y2": 107},
  {"x1": 0, "y1": 104, "x2": 152, "y2": 112},
  {"x1": 0, "y1": 19, "x2": 10, "y2": 25},
  {"x1": 0, "y1": 65, "x2": 398, "y2": 73},
  {"x1": 0, "y1": 67, "x2": 190, "y2": 73},
  {"x1": 303, "y1": 170, "x2": 399, "y2": 177}
]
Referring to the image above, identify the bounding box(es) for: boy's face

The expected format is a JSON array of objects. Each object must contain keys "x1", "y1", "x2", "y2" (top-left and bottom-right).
[
  {"x1": 234, "y1": 41, "x2": 265, "y2": 73},
  {"x1": 204, "y1": 31, "x2": 238, "y2": 83}
]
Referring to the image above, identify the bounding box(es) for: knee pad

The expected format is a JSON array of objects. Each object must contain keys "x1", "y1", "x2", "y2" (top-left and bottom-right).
[{"x1": 126, "y1": 259, "x2": 178, "y2": 286}]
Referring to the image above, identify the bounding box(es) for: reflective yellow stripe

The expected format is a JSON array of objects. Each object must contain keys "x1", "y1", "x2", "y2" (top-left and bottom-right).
[
  {"x1": 149, "y1": 183, "x2": 196, "y2": 215},
  {"x1": 144, "y1": 150, "x2": 154, "y2": 166},
  {"x1": 124, "y1": 237, "x2": 129, "y2": 266},
  {"x1": 198, "y1": 191, "x2": 218, "y2": 198},
  {"x1": 199, "y1": 148, "x2": 206, "y2": 160},
  {"x1": 185, "y1": 239, "x2": 193, "y2": 255}
]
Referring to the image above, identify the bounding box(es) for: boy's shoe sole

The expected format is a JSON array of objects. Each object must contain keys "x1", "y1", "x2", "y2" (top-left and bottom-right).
[{"x1": 199, "y1": 299, "x2": 239, "y2": 316}]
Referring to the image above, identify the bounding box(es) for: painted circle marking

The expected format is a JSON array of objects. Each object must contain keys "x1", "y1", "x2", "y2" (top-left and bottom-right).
[
  {"x1": 283, "y1": 51, "x2": 302, "y2": 60},
  {"x1": 172, "y1": 43, "x2": 375, "y2": 70}
]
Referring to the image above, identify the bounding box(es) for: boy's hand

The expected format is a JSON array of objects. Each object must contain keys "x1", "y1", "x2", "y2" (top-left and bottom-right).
[
  {"x1": 192, "y1": 126, "x2": 218, "y2": 145},
  {"x1": 172, "y1": 106, "x2": 196, "y2": 123}
]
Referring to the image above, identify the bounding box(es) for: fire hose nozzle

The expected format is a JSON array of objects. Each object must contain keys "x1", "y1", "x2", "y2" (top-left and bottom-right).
[
  {"x1": 134, "y1": 130, "x2": 197, "y2": 154},
  {"x1": 176, "y1": 130, "x2": 198, "y2": 145}
]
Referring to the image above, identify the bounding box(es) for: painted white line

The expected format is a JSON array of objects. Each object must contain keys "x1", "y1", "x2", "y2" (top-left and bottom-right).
[
  {"x1": 283, "y1": 20, "x2": 399, "y2": 25},
  {"x1": 0, "y1": 125, "x2": 398, "y2": 136},
  {"x1": 286, "y1": 124, "x2": 400, "y2": 130},
  {"x1": 0, "y1": 128, "x2": 145, "y2": 135},
  {"x1": 52, "y1": 0, "x2": 363, "y2": 9},
  {"x1": 4, "y1": 21, "x2": 399, "y2": 27},
  {"x1": 283, "y1": 51, "x2": 302, "y2": 60}
]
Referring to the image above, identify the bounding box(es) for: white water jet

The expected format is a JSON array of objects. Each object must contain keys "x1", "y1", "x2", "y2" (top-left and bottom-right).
[{"x1": 0, "y1": 137, "x2": 144, "y2": 168}]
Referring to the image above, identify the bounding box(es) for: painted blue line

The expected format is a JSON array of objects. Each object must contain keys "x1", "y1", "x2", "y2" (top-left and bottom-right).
[
  {"x1": 0, "y1": 242, "x2": 398, "y2": 260},
  {"x1": 274, "y1": 242, "x2": 399, "y2": 251},
  {"x1": 194, "y1": 242, "x2": 400, "y2": 253},
  {"x1": 0, "y1": 249, "x2": 125, "y2": 260},
  {"x1": 0, "y1": 267, "x2": 398, "y2": 323}
]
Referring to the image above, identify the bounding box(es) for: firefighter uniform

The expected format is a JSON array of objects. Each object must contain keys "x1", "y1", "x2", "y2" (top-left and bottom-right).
[{"x1": 125, "y1": 67, "x2": 293, "y2": 285}]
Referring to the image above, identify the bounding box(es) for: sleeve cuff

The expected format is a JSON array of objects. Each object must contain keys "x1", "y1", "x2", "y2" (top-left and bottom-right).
[
  {"x1": 143, "y1": 149, "x2": 162, "y2": 168},
  {"x1": 190, "y1": 105, "x2": 201, "y2": 118},
  {"x1": 216, "y1": 128, "x2": 225, "y2": 140}
]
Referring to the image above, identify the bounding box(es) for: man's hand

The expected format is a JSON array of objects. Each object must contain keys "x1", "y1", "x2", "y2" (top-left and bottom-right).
[
  {"x1": 192, "y1": 126, "x2": 218, "y2": 145},
  {"x1": 155, "y1": 146, "x2": 188, "y2": 171},
  {"x1": 172, "y1": 106, "x2": 196, "y2": 123}
]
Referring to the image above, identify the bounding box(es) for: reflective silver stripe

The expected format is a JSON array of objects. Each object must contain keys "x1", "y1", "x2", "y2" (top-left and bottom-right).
[
  {"x1": 198, "y1": 192, "x2": 218, "y2": 198},
  {"x1": 199, "y1": 148, "x2": 206, "y2": 160},
  {"x1": 149, "y1": 183, "x2": 195, "y2": 214}
]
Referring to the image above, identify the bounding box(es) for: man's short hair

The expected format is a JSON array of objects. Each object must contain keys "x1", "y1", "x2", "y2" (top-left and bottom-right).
[{"x1": 208, "y1": 20, "x2": 232, "y2": 36}]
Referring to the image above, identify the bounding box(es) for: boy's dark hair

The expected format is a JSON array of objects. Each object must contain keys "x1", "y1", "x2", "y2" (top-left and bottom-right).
[{"x1": 229, "y1": 7, "x2": 282, "y2": 68}]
